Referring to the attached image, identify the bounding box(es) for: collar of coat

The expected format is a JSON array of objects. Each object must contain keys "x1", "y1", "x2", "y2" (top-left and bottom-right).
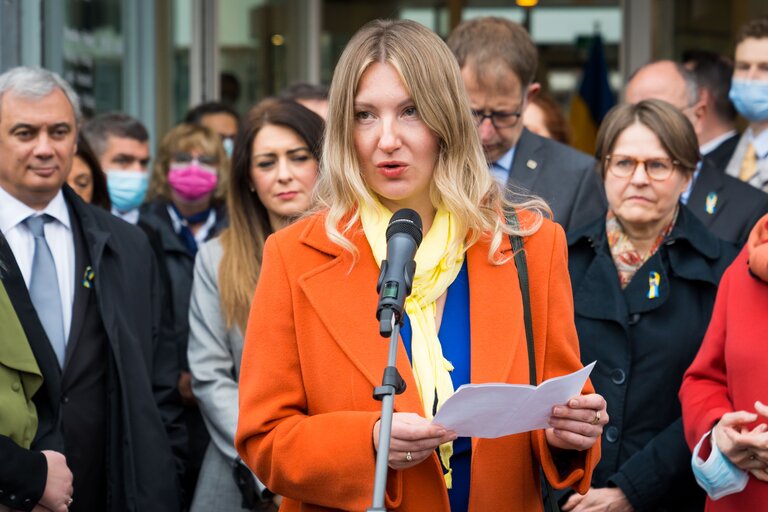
[
  {"x1": 286, "y1": 211, "x2": 532, "y2": 412},
  {"x1": 567, "y1": 205, "x2": 728, "y2": 322}
]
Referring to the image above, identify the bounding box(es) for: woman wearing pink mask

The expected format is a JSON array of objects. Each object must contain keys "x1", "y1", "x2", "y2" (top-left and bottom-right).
[{"x1": 142, "y1": 122, "x2": 230, "y2": 509}]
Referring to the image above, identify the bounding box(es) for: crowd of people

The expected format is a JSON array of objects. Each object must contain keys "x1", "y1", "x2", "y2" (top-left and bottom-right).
[{"x1": 0, "y1": 12, "x2": 767, "y2": 512}]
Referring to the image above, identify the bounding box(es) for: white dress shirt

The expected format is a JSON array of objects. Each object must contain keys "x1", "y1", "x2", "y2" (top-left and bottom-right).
[
  {"x1": 0, "y1": 185, "x2": 76, "y2": 339},
  {"x1": 111, "y1": 206, "x2": 140, "y2": 225},
  {"x1": 166, "y1": 204, "x2": 218, "y2": 247}
]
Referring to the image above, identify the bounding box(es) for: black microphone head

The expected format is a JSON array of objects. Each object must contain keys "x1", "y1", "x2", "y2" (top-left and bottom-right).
[{"x1": 385, "y1": 209, "x2": 423, "y2": 246}]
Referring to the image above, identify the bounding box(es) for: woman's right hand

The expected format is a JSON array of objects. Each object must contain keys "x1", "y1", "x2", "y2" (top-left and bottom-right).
[
  {"x1": 713, "y1": 404, "x2": 768, "y2": 471},
  {"x1": 372, "y1": 413, "x2": 456, "y2": 470}
]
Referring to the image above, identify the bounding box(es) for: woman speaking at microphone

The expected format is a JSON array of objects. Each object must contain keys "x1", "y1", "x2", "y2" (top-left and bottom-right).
[{"x1": 236, "y1": 19, "x2": 606, "y2": 511}]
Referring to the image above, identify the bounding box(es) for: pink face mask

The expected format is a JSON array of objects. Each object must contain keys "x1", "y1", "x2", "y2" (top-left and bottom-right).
[{"x1": 167, "y1": 163, "x2": 218, "y2": 201}]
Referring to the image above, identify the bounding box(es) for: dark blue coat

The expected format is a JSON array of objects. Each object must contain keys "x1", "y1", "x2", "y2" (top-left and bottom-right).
[{"x1": 567, "y1": 206, "x2": 737, "y2": 512}]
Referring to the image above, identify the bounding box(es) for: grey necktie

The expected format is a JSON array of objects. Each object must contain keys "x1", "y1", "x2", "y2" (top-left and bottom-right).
[{"x1": 24, "y1": 214, "x2": 66, "y2": 367}]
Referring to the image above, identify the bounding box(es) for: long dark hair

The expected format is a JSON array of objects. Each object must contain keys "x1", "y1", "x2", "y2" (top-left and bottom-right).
[
  {"x1": 76, "y1": 133, "x2": 111, "y2": 210},
  {"x1": 219, "y1": 98, "x2": 324, "y2": 330}
]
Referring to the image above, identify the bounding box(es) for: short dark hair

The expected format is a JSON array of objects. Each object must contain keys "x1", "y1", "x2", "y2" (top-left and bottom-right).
[
  {"x1": 82, "y1": 112, "x2": 149, "y2": 159},
  {"x1": 683, "y1": 50, "x2": 737, "y2": 123},
  {"x1": 184, "y1": 102, "x2": 240, "y2": 125},
  {"x1": 75, "y1": 133, "x2": 111, "y2": 210},
  {"x1": 447, "y1": 17, "x2": 538, "y2": 87},
  {"x1": 279, "y1": 82, "x2": 329, "y2": 102},
  {"x1": 736, "y1": 16, "x2": 768, "y2": 44}
]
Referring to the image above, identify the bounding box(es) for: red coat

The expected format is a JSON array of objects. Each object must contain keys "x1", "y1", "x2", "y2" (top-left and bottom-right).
[
  {"x1": 235, "y1": 212, "x2": 599, "y2": 511},
  {"x1": 680, "y1": 246, "x2": 768, "y2": 511}
]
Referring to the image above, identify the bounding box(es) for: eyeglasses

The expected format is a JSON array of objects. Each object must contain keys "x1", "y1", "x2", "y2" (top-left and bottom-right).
[
  {"x1": 605, "y1": 154, "x2": 680, "y2": 181},
  {"x1": 172, "y1": 152, "x2": 218, "y2": 166},
  {"x1": 470, "y1": 109, "x2": 522, "y2": 129}
]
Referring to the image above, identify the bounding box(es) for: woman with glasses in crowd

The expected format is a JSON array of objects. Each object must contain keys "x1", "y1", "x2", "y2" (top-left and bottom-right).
[
  {"x1": 236, "y1": 19, "x2": 606, "y2": 512},
  {"x1": 142, "y1": 123, "x2": 229, "y2": 507},
  {"x1": 187, "y1": 99, "x2": 323, "y2": 512},
  {"x1": 563, "y1": 99, "x2": 737, "y2": 512}
]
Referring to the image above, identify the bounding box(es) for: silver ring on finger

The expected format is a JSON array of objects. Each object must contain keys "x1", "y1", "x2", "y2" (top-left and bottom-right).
[
  {"x1": 405, "y1": 451, "x2": 413, "y2": 462},
  {"x1": 590, "y1": 410, "x2": 601, "y2": 426},
  {"x1": 67, "y1": 497, "x2": 74, "y2": 507}
]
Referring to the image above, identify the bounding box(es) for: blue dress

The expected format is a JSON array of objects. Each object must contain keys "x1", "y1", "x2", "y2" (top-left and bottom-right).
[{"x1": 401, "y1": 261, "x2": 471, "y2": 511}]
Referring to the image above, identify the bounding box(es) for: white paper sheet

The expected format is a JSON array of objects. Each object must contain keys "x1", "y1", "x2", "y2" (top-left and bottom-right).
[{"x1": 432, "y1": 361, "x2": 596, "y2": 438}]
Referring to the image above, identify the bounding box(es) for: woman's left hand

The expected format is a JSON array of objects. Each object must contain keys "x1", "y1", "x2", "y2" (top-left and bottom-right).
[
  {"x1": 546, "y1": 393, "x2": 608, "y2": 451},
  {"x1": 561, "y1": 486, "x2": 634, "y2": 512}
]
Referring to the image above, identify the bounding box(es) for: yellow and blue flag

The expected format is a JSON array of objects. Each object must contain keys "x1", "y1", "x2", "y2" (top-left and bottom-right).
[{"x1": 569, "y1": 34, "x2": 615, "y2": 154}]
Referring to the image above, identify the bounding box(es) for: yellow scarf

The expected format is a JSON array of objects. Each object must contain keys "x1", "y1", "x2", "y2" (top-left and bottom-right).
[{"x1": 360, "y1": 199, "x2": 465, "y2": 488}]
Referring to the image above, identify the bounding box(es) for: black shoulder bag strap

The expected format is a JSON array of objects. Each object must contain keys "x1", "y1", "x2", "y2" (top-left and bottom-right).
[{"x1": 505, "y1": 209, "x2": 560, "y2": 512}]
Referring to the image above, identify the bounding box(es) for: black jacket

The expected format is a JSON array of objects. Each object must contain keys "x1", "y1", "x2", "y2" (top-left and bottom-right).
[
  {"x1": 139, "y1": 201, "x2": 227, "y2": 370},
  {"x1": 567, "y1": 206, "x2": 737, "y2": 511},
  {"x1": 0, "y1": 187, "x2": 185, "y2": 511},
  {"x1": 687, "y1": 158, "x2": 768, "y2": 246},
  {"x1": 703, "y1": 132, "x2": 739, "y2": 173}
]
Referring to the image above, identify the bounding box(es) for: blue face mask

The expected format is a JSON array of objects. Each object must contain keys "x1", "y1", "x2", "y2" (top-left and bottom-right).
[
  {"x1": 222, "y1": 137, "x2": 235, "y2": 158},
  {"x1": 106, "y1": 170, "x2": 149, "y2": 212},
  {"x1": 729, "y1": 78, "x2": 768, "y2": 122}
]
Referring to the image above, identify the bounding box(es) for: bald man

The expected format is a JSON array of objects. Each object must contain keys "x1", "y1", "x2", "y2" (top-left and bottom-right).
[{"x1": 624, "y1": 60, "x2": 768, "y2": 246}]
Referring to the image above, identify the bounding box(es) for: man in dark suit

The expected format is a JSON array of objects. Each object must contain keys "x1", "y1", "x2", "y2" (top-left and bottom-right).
[
  {"x1": 683, "y1": 51, "x2": 741, "y2": 170},
  {"x1": 0, "y1": 66, "x2": 184, "y2": 511},
  {"x1": 625, "y1": 60, "x2": 768, "y2": 246},
  {"x1": 447, "y1": 17, "x2": 606, "y2": 233}
]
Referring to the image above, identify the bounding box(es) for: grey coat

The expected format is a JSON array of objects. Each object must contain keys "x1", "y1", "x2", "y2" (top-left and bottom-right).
[
  {"x1": 188, "y1": 238, "x2": 267, "y2": 511},
  {"x1": 506, "y1": 129, "x2": 607, "y2": 233}
]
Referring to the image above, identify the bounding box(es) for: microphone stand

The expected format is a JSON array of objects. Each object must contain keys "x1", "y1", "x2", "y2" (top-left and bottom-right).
[{"x1": 368, "y1": 311, "x2": 406, "y2": 512}]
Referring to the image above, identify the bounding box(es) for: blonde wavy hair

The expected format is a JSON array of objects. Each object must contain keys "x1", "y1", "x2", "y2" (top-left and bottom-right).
[{"x1": 314, "y1": 19, "x2": 548, "y2": 263}]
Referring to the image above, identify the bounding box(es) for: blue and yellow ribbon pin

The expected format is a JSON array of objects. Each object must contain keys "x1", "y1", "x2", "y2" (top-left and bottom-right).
[
  {"x1": 82, "y1": 265, "x2": 95, "y2": 289},
  {"x1": 647, "y1": 271, "x2": 660, "y2": 299},
  {"x1": 705, "y1": 192, "x2": 718, "y2": 215}
]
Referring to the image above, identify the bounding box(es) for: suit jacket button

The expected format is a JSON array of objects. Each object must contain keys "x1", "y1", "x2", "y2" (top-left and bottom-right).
[
  {"x1": 611, "y1": 369, "x2": 626, "y2": 385},
  {"x1": 628, "y1": 313, "x2": 641, "y2": 326},
  {"x1": 61, "y1": 395, "x2": 70, "y2": 404},
  {"x1": 11, "y1": 381, "x2": 21, "y2": 392},
  {"x1": 605, "y1": 426, "x2": 619, "y2": 443}
]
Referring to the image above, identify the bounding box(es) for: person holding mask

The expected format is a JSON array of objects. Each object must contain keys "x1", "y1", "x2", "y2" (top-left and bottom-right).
[
  {"x1": 67, "y1": 134, "x2": 111, "y2": 210},
  {"x1": 679, "y1": 213, "x2": 768, "y2": 510},
  {"x1": 564, "y1": 100, "x2": 737, "y2": 512},
  {"x1": 236, "y1": 19, "x2": 605, "y2": 512},
  {"x1": 143, "y1": 123, "x2": 229, "y2": 507},
  {"x1": 725, "y1": 17, "x2": 768, "y2": 191},
  {"x1": 188, "y1": 98, "x2": 323, "y2": 511}
]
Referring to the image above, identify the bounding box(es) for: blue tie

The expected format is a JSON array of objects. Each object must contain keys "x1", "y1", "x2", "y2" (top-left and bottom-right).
[{"x1": 24, "y1": 214, "x2": 66, "y2": 367}]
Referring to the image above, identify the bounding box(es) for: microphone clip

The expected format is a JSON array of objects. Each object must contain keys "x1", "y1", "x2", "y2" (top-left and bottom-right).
[{"x1": 376, "y1": 259, "x2": 416, "y2": 337}]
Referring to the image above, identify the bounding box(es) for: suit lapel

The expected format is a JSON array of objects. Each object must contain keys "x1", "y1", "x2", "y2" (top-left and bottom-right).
[
  {"x1": 297, "y1": 218, "x2": 424, "y2": 415},
  {"x1": 688, "y1": 160, "x2": 726, "y2": 222},
  {"x1": 467, "y1": 236, "x2": 525, "y2": 384},
  {"x1": 507, "y1": 129, "x2": 544, "y2": 196},
  {"x1": 63, "y1": 197, "x2": 91, "y2": 368}
]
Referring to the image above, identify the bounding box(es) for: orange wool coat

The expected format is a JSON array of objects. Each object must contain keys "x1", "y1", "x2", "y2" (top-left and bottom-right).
[{"x1": 235, "y1": 212, "x2": 599, "y2": 511}]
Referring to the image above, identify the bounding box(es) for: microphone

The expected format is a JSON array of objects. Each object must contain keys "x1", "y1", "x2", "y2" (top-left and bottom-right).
[{"x1": 376, "y1": 209, "x2": 423, "y2": 337}]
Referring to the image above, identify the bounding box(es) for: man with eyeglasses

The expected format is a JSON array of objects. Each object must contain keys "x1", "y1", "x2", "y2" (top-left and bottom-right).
[
  {"x1": 447, "y1": 17, "x2": 606, "y2": 233},
  {"x1": 625, "y1": 60, "x2": 768, "y2": 246}
]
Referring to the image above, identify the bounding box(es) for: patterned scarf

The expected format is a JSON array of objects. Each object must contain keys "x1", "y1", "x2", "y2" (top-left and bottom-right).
[{"x1": 606, "y1": 208, "x2": 678, "y2": 288}]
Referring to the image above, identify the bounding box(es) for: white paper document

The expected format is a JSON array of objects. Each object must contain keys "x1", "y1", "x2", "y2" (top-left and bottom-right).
[{"x1": 432, "y1": 361, "x2": 596, "y2": 438}]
